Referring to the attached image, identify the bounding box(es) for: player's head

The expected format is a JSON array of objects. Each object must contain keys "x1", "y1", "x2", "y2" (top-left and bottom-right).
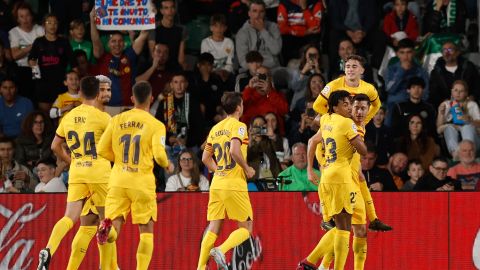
[
  {"x1": 344, "y1": 55, "x2": 365, "y2": 81},
  {"x1": 327, "y1": 90, "x2": 351, "y2": 117},
  {"x1": 132, "y1": 81, "x2": 153, "y2": 106},
  {"x1": 352, "y1": 94, "x2": 371, "y2": 124},
  {"x1": 96, "y1": 75, "x2": 112, "y2": 105},
  {"x1": 79, "y1": 76, "x2": 100, "y2": 100},
  {"x1": 221, "y1": 92, "x2": 243, "y2": 116}
]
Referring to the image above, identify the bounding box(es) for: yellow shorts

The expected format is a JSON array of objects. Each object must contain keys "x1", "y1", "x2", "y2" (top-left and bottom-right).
[
  {"x1": 319, "y1": 182, "x2": 356, "y2": 220},
  {"x1": 67, "y1": 183, "x2": 107, "y2": 217},
  {"x1": 207, "y1": 189, "x2": 253, "y2": 222},
  {"x1": 351, "y1": 187, "x2": 366, "y2": 225},
  {"x1": 105, "y1": 187, "x2": 157, "y2": 225}
]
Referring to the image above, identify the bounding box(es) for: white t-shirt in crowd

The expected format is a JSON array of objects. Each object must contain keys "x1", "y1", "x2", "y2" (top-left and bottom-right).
[
  {"x1": 200, "y1": 36, "x2": 234, "y2": 72},
  {"x1": 35, "y1": 177, "x2": 67, "y2": 193},
  {"x1": 165, "y1": 173, "x2": 210, "y2": 191},
  {"x1": 8, "y1": 24, "x2": 45, "y2": 67}
]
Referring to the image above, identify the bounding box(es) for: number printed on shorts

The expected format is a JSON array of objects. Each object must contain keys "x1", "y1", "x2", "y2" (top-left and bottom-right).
[
  {"x1": 323, "y1": 137, "x2": 337, "y2": 164},
  {"x1": 120, "y1": 134, "x2": 141, "y2": 164},
  {"x1": 212, "y1": 142, "x2": 236, "y2": 170},
  {"x1": 350, "y1": 191, "x2": 357, "y2": 204},
  {"x1": 67, "y1": 131, "x2": 97, "y2": 159}
]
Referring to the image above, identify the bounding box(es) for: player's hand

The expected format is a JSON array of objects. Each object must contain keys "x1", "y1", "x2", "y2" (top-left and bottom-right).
[
  {"x1": 245, "y1": 166, "x2": 255, "y2": 179},
  {"x1": 307, "y1": 168, "x2": 319, "y2": 185},
  {"x1": 166, "y1": 161, "x2": 175, "y2": 174}
]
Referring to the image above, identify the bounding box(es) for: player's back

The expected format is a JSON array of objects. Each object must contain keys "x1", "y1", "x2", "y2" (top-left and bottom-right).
[
  {"x1": 57, "y1": 104, "x2": 111, "y2": 183},
  {"x1": 207, "y1": 117, "x2": 249, "y2": 191},
  {"x1": 320, "y1": 113, "x2": 358, "y2": 184},
  {"x1": 101, "y1": 108, "x2": 168, "y2": 192}
]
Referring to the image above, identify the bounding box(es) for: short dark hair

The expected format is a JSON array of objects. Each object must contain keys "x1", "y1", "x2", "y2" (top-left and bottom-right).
[
  {"x1": 431, "y1": 156, "x2": 449, "y2": 166},
  {"x1": 198, "y1": 52, "x2": 214, "y2": 65},
  {"x1": 80, "y1": 76, "x2": 99, "y2": 100},
  {"x1": 133, "y1": 81, "x2": 152, "y2": 104},
  {"x1": 245, "y1": 51, "x2": 263, "y2": 63},
  {"x1": 353, "y1": 93, "x2": 371, "y2": 105},
  {"x1": 0, "y1": 137, "x2": 15, "y2": 148},
  {"x1": 210, "y1": 13, "x2": 226, "y2": 26},
  {"x1": 365, "y1": 141, "x2": 377, "y2": 154},
  {"x1": 407, "y1": 76, "x2": 425, "y2": 89},
  {"x1": 396, "y1": 38, "x2": 415, "y2": 50},
  {"x1": 327, "y1": 90, "x2": 350, "y2": 114},
  {"x1": 249, "y1": 0, "x2": 266, "y2": 9},
  {"x1": 108, "y1": 31, "x2": 124, "y2": 41},
  {"x1": 407, "y1": 158, "x2": 422, "y2": 169},
  {"x1": 1, "y1": 76, "x2": 17, "y2": 86},
  {"x1": 36, "y1": 157, "x2": 57, "y2": 168},
  {"x1": 221, "y1": 92, "x2": 243, "y2": 114},
  {"x1": 345, "y1": 54, "x2": 366, "y2": 68}
]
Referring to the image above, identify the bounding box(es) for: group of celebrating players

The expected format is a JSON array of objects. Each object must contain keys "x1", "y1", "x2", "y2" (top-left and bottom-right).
[{"x1": 36, "y1": 53, "x2": 392, "y2": 270}]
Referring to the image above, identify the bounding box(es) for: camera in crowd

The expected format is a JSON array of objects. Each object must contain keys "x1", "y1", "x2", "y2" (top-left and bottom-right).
[
  {"x1": 250, "y1": 126, "x2": 268, "y2": 136},
  {"x1": 257, "y1": 73, "x2": 267, "y2": 81}
]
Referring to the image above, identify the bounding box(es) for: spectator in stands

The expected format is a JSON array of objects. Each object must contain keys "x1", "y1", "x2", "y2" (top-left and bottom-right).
[
  {"x1": 394, "y1": 114, "x2": 440, "y2": 170},
  {"x1": 136, "y1": 43, "x2": 173, "y2": 99},
  {"x1": 327, "y1": 0, "x2": 386, "y2": 69},
  {"x1": 329, "y1": 38, "x2": 374, "y2": 84},
  {"x1": 149, "y1": 0, "x2": 186, "y2": 71},
  {"x1": 191, "y1": 53, "x2": 226, "y2": 128},
  {"x1": 429, "y1": 41, "x2": 479, "y2": 108},
  {"x1": 385, "y1": 38, "x2": 429, "y2": 126},
  {"x1": 165, "y1": 149, "x2": 209, "y2": 191},
  {"x1": 69, "y1": 19, "x2": 93, "y2": 62},
  {"x1": 236, "y1": 0, "x2": 282, "y2": 70},
  {"x1": 265, "y1": 112, "x2": 291, "y2": 168},
  {"x1": 361, "y1": 144, "x2": 398, "y2": 191},
  {"x1": 71, "y1": 50, "x2": 91, "y2": 79},
  {"x1": 365, "y1": 107, "x2": 391, "y2": 166},
  {"x1": 414, "y1": 156, "x2": 461, "y2": 191},
  {"x1": 154, "y1": 72, "x2": 203, "y2": 151},
  {"x1": 277, "y1": 0, "x2": 323, "y2": 63},
  {"x1": 227, "y1": 0, "x2": 249, "y2": 35},
  {"x1": 9, "y1": 2, "x2": 44, "y2": 102},
  {"x1": 201, "y1": 14, "x2": 235, "y2": 83},
  {"x1": 15, "y1": 111, "x2": 54, "y2": 170},
  {"x1": 423, "y1": 0, "x2": 466, "y2": 34},
  {"x1": 290, "y1": 73, "x2": 324, "y2": 125},
  {"x1": 0, "y1": 77, "x2": 33, "y2": 138},
  {"x1": 34, "y1": 157, "x2": 67, "y2": 193},
  {"x1": 401, "y1": 159, "x2": 425, "y2": 191},
  {"x1": 289, "y1": 44, "x2": 322, "y2": 109},
  {"x1": 447, "y1": 140, "x2": 480, "y2": 190},
  {"x1": 389, "y1": 77, "x2": 437, "y2": 138},
  {"x1": 247, "y1": 115, "x2": 282, "y2": 181},
  {"x1": 278, "y1": 142, "x2": 318, "y2": 191},
  {"x1": 50, "y1": 71, "x2": 81, "y2": 121},
  {"x1": 383, "y1": 0, "x2": 419, "y2": 46},
  {"x1": 387, "y1": 152, "x2": 409, "y2": 189},
  {"x1": 235, "y1": 50, "x2": 263, "y2": 93},
  {"x1": 241, "y1": 66, "x2": 289, "y2": 134},
  {"x1": 288, "y1": 101, "x2": 318, "y2": 147},
  {"x1": 0, "y1": 42, "x2": 16, "y2": 83},
  {"x1": 436, "y1": 80, "x2": 480, "y2": 158},
  {"x1": 28, "y1": 14, "x2": 73, "y2": 113},
  {"x1": 0, "y1": 137, "x2": 36, "y2": 193}
]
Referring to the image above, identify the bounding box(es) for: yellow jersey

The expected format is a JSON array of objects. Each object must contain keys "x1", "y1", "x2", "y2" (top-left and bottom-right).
[
  {"x1": 52, "y1": 92, "x2": 82, "y2": 120},
  {"x1": 56, "y1": 104, "x2": 111, "y2": 184},
  {"x1": 98, "y1": 108, "x2": 169, "y2": 192},
  {"x1": 314, "y1": 128, "x2": 326, "y2": 168},
  {"x1": 319, "y1": 113, "x2": 359, "y2": 184},
  {"x1": 350, "y1": 124, "x2": 365, "y2": 186},
  {"x1": 313, "y1": 76, "x2": 380, "y2": 124},
  {"x1": 205, "y1": 117, "x2": 249, "y2": 191}
]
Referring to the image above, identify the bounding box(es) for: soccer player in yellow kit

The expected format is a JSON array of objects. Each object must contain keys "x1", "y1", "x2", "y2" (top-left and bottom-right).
[
  {"x1": 197, "y1": 92, "x2": 256, "y2": 270},
  {"x1": 312, "y1": 54, "x2": 391, "y2": 232},
  {"x1": 38, "y1": 76, "x2": 113, "y2": 270},
  {"x1": 298, "y1": 90, "x2": 367, "y2": 270},
  {"x1": 96, "y1": 81, "x2": 174, "y2": 270}
]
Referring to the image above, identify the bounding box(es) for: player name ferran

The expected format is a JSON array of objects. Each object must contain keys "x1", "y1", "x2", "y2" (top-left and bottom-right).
[{"x1": 120, "y1": 121, "x2": 144, "y2": 129}]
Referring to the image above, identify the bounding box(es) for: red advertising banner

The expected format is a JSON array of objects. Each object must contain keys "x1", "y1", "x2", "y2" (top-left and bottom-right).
[{"x1": 0, "y1": 192, "x2": 477, "y2": 270}]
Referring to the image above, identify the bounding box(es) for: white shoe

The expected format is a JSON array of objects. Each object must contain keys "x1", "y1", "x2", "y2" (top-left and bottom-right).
[{"x1": 210, "y1": 247, "x2": 227, "y2": 270}]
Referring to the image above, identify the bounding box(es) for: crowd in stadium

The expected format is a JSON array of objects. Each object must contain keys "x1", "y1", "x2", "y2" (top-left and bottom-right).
[{"x1": 0, "y1": 0, "x2": 479, "y2": 193}]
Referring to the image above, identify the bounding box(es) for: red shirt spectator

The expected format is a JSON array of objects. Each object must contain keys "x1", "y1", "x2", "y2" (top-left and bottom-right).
[
  {"x1": 277, "y1": 0, "x2": 323, "y2": 37},
  {"x1": 447, "y1": 140, "x2": 480, "y2": 190},
  {"x1": 383, "y1": 0, "x2": 419, "y2": 46}
]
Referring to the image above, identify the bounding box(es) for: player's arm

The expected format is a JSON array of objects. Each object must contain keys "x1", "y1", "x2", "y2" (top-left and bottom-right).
[
  {"x1": 365, "y1": 88, "x2": 381, "y2": 124},
  {"x1": 307, "y1": 129, "x2": 322, "y2": 185},
  {"x1": 350, "y1": 136, "x2": 367, "y2": 156},
  {"x1": 202, "y1": 143, "x2": 217, "y2": 172},
  {"x1": 152, "y1": 124, "x2": 173, "y2": 173},
  {"x1": 359, "y1": 168, "x2": 366, "y2": 182},
  {"x1": 97, "y1": 121, "x2": 114, "y2": 162},
  {"x1": 230, "y1": 138, "x2": 255, "y2": 179},
  {"x1": 312, "y1": 92, "x2": 328, "y2": 115},
  {"x1": 51, "y1": 135, "x2": 70, "y2": 165}
]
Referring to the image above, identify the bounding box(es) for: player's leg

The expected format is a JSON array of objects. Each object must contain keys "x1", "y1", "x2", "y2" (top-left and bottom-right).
[
  {"x1": 197, "y1": 220, "x2": 223, "y2": 270},
  {"x1": 359, "y1": 180, "x2": 392, "y2": 231},
  {"x1": 352, "y1": 224, "x2": 367, "y2": 270},
  {"x1": 66, "y1": 212, "x2": 98, "y2": 270},
  {"x1": 333, "y1": 211, "x2": 352, "y2": 270},
  {"x1": 137, "y1": 220, "x2": 154, "y2": 270}
]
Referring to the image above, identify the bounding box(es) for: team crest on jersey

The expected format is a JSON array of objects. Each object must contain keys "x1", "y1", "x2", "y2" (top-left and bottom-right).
[
  {"x1": 160, "y1": 136, "x2": 166, "y2": 146},
  {"x1": 238, "y1": 127, "x2": 245, "y2": 137},
  {"x1": 352, "y1": 123, "x2": 357, "y2": 133},
  {"x1": 321, "y1": 85, "x2": 331, "y2": 96}
]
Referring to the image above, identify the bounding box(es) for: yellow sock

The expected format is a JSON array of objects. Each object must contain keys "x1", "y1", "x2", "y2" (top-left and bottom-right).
[
  {"x1": 353, "y1": 237, "x2": 367, "y2": 270},
  {"x1": 306, "y1": 228, "x2": 336, "y2": 264},
  {"x1": 98, "y1": 241, "x2": 117, "y2": 270},
  {"x1": 108, "y1": 226, "x2": 118, "y2": 243},
  {"x1": 360, "y1": 181, "x2": 378, "y2": 221},
  {"x1": 320, "y1": 251, "x2": 334, "y2": 269},
  {"x1": 333, "y1": 229, "x2": 350, "y2": 270},
  {"x1": 219, "y1": 227, "x2": 250, "y2": 254},
  {"x1": 136, "y1": 233, "x2": 154, "y2": 270},
  {"x1": 197, "y1": 231, "x2": 218, "y2": 269},
  {"x1": 47, "y1": 216, "x2": 74, "y2": 255},
  {"x1": 66, "y1": 226, "x2": 96, "y2": 270}
]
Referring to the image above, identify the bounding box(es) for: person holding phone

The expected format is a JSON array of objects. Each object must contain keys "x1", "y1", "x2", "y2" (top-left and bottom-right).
[{"x1": 413, "y1": 157, "x2": 461, "y2": 191}]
